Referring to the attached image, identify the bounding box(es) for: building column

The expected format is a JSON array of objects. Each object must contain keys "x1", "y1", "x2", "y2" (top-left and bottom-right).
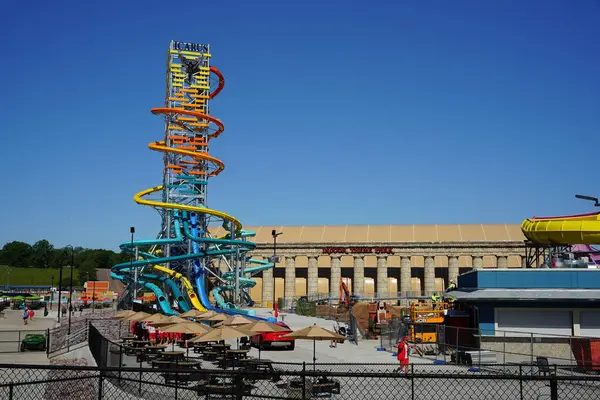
[
  {"x1": 376, "y1": 256, "x2": 388, "y2": 297},
  {"x1": 472, "y1": 256, "x2": 483, "y2": 270},
  {"x1": 353, "y1": 256, "x2": 365, "y2": 296},
  {"x1": 284, "y1": 256, "x2": 296, "y2": 308},
  {"x1": 400, "y1": 256, "x2": 411, "y2": 295},
  {"x1": 424, "y1": 256, "x2": 435, "y2": 296},
  {"x1": 521, "y1": 255, "x2": 527, "y2": 269},
  {"x1": 448, "y1": 256, "x2": 459, "y2": 284},
  {"x1": 330, "y1": 256, "x2": 341, "y2": 300},
  {"x1": 497, "y1": 255, "x2": 508, "y2": 269},
  {"x1": 307, "y1": 256, "x2": 319, "y2": 297},
  {"x1": 262, "y1": 261, "x2": 273, "y2": 307}
]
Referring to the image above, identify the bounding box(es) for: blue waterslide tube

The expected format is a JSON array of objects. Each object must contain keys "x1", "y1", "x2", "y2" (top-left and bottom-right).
[{"x1": 110, "y1": 271, "x2": 177, "y2": 315}]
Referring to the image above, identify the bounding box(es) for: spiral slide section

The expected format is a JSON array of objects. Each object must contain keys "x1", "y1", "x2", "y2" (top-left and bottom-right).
[
  {"x1": 521, "y1": 211, "x2": 600, "y2": 245},
  {"x1": 111, "y1": 41, "x2": 275, "y2": 321}
]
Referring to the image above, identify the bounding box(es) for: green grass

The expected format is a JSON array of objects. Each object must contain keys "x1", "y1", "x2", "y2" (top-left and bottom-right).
[{"x1": 0, "y1": 265, "x2": 79, "y2": 286}]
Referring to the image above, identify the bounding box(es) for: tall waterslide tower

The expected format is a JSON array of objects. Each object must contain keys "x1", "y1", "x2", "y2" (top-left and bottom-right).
[{"x1": 111, "y1": 41, "x2": 273, "y2": 317}]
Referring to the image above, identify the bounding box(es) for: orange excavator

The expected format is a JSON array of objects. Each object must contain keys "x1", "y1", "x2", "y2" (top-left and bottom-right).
[{"x1": 339, "y1": 279, "x2": 357, "y2": 307}]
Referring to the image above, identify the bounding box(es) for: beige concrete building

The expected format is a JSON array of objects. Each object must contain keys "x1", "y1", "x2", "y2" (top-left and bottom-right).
[{"x1": 211, "y1": 223, "x2": 527, "y2": 306}]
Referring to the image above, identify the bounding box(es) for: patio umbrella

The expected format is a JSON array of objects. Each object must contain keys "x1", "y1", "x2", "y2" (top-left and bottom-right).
[
  {"x1": 280, "y1": 324, "x2": 346, "y2": 369},
  {"x1": 188, "y1": 325, "x2": 251, "y2": 343},
  {"x1": 195, "y1": 310, "x2": 218, "y2": 320},
  {"x1": 159, "y1": 321, "x2": 213, "y2": 352},
  {"x1": 150, "y1": 315, "x2": 189, "y2": 326},
  {"x1": 215, "y1": 315, "x2": 253, "y2": 327},
  {"x1": 159, "y1": 322, "x2": 213, "y2": 335},
  {"x1": 124, "y1": 311, "x2": 151, "y2": 321},
  {"x1": 205, "y1": 313, "x2": 228, "y2": 323},
  {"x1": 242, "y1": 321, "x2": 287, "y2": 360},
  {"x1": 113, "y1": 310, "x2": 136, "y2": 319},
  {"x1": 180, "y1": 309, "x2": 204, "y2": 318},
  {"x1": 140, "y1": 313, "x2": 170, "y2": 324}
]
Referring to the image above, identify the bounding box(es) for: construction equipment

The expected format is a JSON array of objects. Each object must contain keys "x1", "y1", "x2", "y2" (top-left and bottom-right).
[
  {"x1": 407, "y1": 300, "x2": 450, "y2": 343},
  {"x1": 338, "y1": 279, "x2": 358, "y2": 307}
]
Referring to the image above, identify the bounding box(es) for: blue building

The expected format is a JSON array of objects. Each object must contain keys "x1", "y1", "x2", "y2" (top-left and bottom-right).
[{"x1": 452, "y1": 269, "x2": 600, "y2": 337}]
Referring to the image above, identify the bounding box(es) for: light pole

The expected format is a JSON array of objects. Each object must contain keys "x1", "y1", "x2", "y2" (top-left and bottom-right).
[
  {"x1": 271, "y1": 230, "x2": 282, "y2": 309},
  {"x1": 65, "y1": 245, "x2": 75, "y2": 335},
  {"x1": 50, "y1": 274, "x2": 54, "y2": 311},
  {"x1": 57, "y1": 255, "x2": 65, "y2": 322},
  {"x1": 575, "y1": 194, "x2": 600, "y2": 207},
  {"x1": 130, "y1": 226, "x2": 136, "y2": 308}
]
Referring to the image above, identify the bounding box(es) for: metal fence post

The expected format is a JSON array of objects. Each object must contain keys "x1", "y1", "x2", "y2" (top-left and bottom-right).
[
  {"x1": 410, "y1": 364, "x2": 415, "y2": 400},
  {"x1": 98, "y1": 375, "x2": 103, "y2": 400},
  {"x1": 530, "y1": 333, "x2": 534, "y2": 370},
  {"x1": 17, "y1": 331, "x2": 21, "y2": 353},
  {"x1": 118, "y1": 346, "x2": 123, "y2": 384},
  {"x1": 138, "y1": 357, "x2": 142, "y2": 394},
  {"x1": 302, "y1": 362, "x2": 306, "y2": 400},
  {"x1": 519, "y1": 365, "x2": 523, "y2": 400},
  {"x1": 8, "y1": 382, "x2": 13, "y2": 400},
  {"x1": 550, "y1": 376, "x2": 558, "y2": 400},
  {"x1": 46, "y1": 328, "x2": 50, "y2": 357}
]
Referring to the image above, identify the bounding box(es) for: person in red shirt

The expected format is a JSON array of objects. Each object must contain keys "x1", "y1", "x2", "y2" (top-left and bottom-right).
[{"x1": 397, "y1": 336, "x2": 410, "y2": 374}]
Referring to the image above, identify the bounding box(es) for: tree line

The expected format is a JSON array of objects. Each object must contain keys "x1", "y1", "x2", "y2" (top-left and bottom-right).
[{"x1": 0, "y1": 240, "x2": 130, "y2": 285}]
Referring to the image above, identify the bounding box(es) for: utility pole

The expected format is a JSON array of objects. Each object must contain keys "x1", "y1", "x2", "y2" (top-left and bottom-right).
[{"x1": 271, "y1": 230, "x2": 282, "y2": 309}]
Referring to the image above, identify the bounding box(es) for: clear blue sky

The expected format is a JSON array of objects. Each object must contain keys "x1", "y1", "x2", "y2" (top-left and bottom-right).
[{"x1": 1, "y1": 0, "x2": 599, "y2": 251}]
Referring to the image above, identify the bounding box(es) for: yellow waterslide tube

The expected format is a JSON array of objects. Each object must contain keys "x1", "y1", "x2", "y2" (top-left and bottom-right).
[
  {"x1": 152, "y1": 265, "x2": 206, "y2": 312},
  {"x1": 521, "y1": 212, "x2": 600, "y2": 245}
]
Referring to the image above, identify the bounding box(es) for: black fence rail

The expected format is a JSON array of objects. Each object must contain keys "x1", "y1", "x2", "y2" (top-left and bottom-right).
[
  {"x1": 48, "y1": 311, "x2": 123, "y2": 356},
  {"x1": 0, "y1": 329, "x2": 48, "y2": 353},
  {"x1": 1, "y1": 363, "x2": 599, "y2": 400},
  {"x1": 77, "y1": 323, "x2": 600, "y2": 399}
]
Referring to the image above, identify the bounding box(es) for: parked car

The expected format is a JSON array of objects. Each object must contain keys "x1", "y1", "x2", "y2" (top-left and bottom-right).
[{"x1": 250, "y1": 321, "x2": 295, "y2": 350}]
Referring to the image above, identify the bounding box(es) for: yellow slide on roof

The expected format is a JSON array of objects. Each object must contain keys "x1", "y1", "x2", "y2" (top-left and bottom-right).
[{"x1": 521, "y1": 212, "x2": 600, "y2": 245}]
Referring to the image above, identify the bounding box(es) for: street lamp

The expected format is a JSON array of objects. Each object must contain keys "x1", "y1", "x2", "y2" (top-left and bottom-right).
[
  {"x1": 50, "y1": 274, "x2": 54, "y2": 311},
  {"x1": 130, "y1": 226, "x2": 136, "y2": 308},
  {"x1": 57, "y1": 252, "x2": 65, "y2": 323},
  {"x1": 271, "y1": 230, "x2": 282, "y2": 309},
  {"x1": 575, "y1": 194, "x2": 600, "y2": 207},
  {"x1": 65, "y1": 245, "x2": 75, "y2": 335}
]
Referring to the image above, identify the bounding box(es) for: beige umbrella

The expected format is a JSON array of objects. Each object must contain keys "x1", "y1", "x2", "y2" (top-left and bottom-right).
[
  {"x1": 140, "y1": 313, "x2": 170, "y2": 324},
  {"x1": 124, "y1": 311, "x2": 151, "y2": 321},
  {"x1": 242, "y1": 321, "x2": 288, "y2": 360},
  {"x1": 215, "y1": 315, "x2": 253, "y2": 327},
  {"x1": 280, "y1": 324, "x2": 346, "y2": 368},
  {"x1": 195, "y1": 310, "x2": 218, "y2": 320},
  {"x1": 180, "y1": 309, "x2": 204, "y2": 318},
  {"x1": 205, "y1": 313, "x2": 228, "y2": 322},
  {"x1": 151, "y1": 315, "x2": 189, "y2": 326},
  {"x1": 113, "y1": 310, "x2": 136, "y2": 319},
  {"x1": 188, "y1": 325, "x2": 251, "y2": 343},
  {"x1": 159, "y1": 322, "x2": 213, "y2": 335}
]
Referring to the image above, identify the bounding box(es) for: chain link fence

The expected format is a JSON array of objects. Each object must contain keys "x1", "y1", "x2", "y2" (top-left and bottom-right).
[{"x1": 1, "y1": 362, "x2": 599, "y2": 399}]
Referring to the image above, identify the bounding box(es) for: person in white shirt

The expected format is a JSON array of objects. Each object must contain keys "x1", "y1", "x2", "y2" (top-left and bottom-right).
[{"x1": 330, "y1": 318, "x2": 340, "y2": 348}]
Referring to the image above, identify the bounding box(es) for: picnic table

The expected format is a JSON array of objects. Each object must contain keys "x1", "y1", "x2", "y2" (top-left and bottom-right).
[{"x1": 160, "y1": 351, "x2": 185, "y2": 362}]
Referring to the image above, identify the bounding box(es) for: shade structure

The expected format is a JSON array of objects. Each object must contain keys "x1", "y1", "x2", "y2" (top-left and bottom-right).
[
  {"x1": 188, "y1": 325, "x2": 251, "y2": 343},
  {"x1": 151, "y1": 316, "x2": 189, "y2": 326},
  {"x1": 159, "y1": 321, "x2": 213, "y2": 335},
  {"x1": 205, "y1": 313, "x2": 228, "y2": 322},
  {"x1": 195, "y1": 310, "x2": 218, "y2": 320},
  {"x1": 141, "y1": 313, "x2": 170, "y2": 324},
  {"x1": 113, "y1": 310, "x2": 136, "y2": 319},
  {"x1": 216, "y1": 315, "x2": 253, "y2": 326},
  {"x1": 124, "y1": 311, "x2": 152, "y2": 321},
  {"x1": 280, "y1": 324, "x2": 346, "y2": 367},
  {"x1": 180, "y1": 309, "x2": 204, "y2": 318}
]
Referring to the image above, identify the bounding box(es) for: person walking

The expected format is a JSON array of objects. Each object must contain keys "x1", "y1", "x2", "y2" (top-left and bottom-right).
[
  {"x1": 397, "y1": 336, "x2": 410, "y2": 374},
  {"x1": 330, "y1": 318, "x2": 340, "y2": 348}
]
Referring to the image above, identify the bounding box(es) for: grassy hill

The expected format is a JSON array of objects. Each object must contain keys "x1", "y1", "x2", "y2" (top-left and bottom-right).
[{"x1": 0, "y1": 265, "x2": 78, "y2": 286}]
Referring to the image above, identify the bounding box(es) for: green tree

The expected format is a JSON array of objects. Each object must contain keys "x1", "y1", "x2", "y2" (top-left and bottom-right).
[
  {"x1": 78, "y1": 258, "x2": 98, "y2": 285},
  {"x1": 0, "y1": 241, "x2": 33, "y2": 267},
  {"x1": 31, "y1": 239, "x2": 54, "y2": 268}
]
